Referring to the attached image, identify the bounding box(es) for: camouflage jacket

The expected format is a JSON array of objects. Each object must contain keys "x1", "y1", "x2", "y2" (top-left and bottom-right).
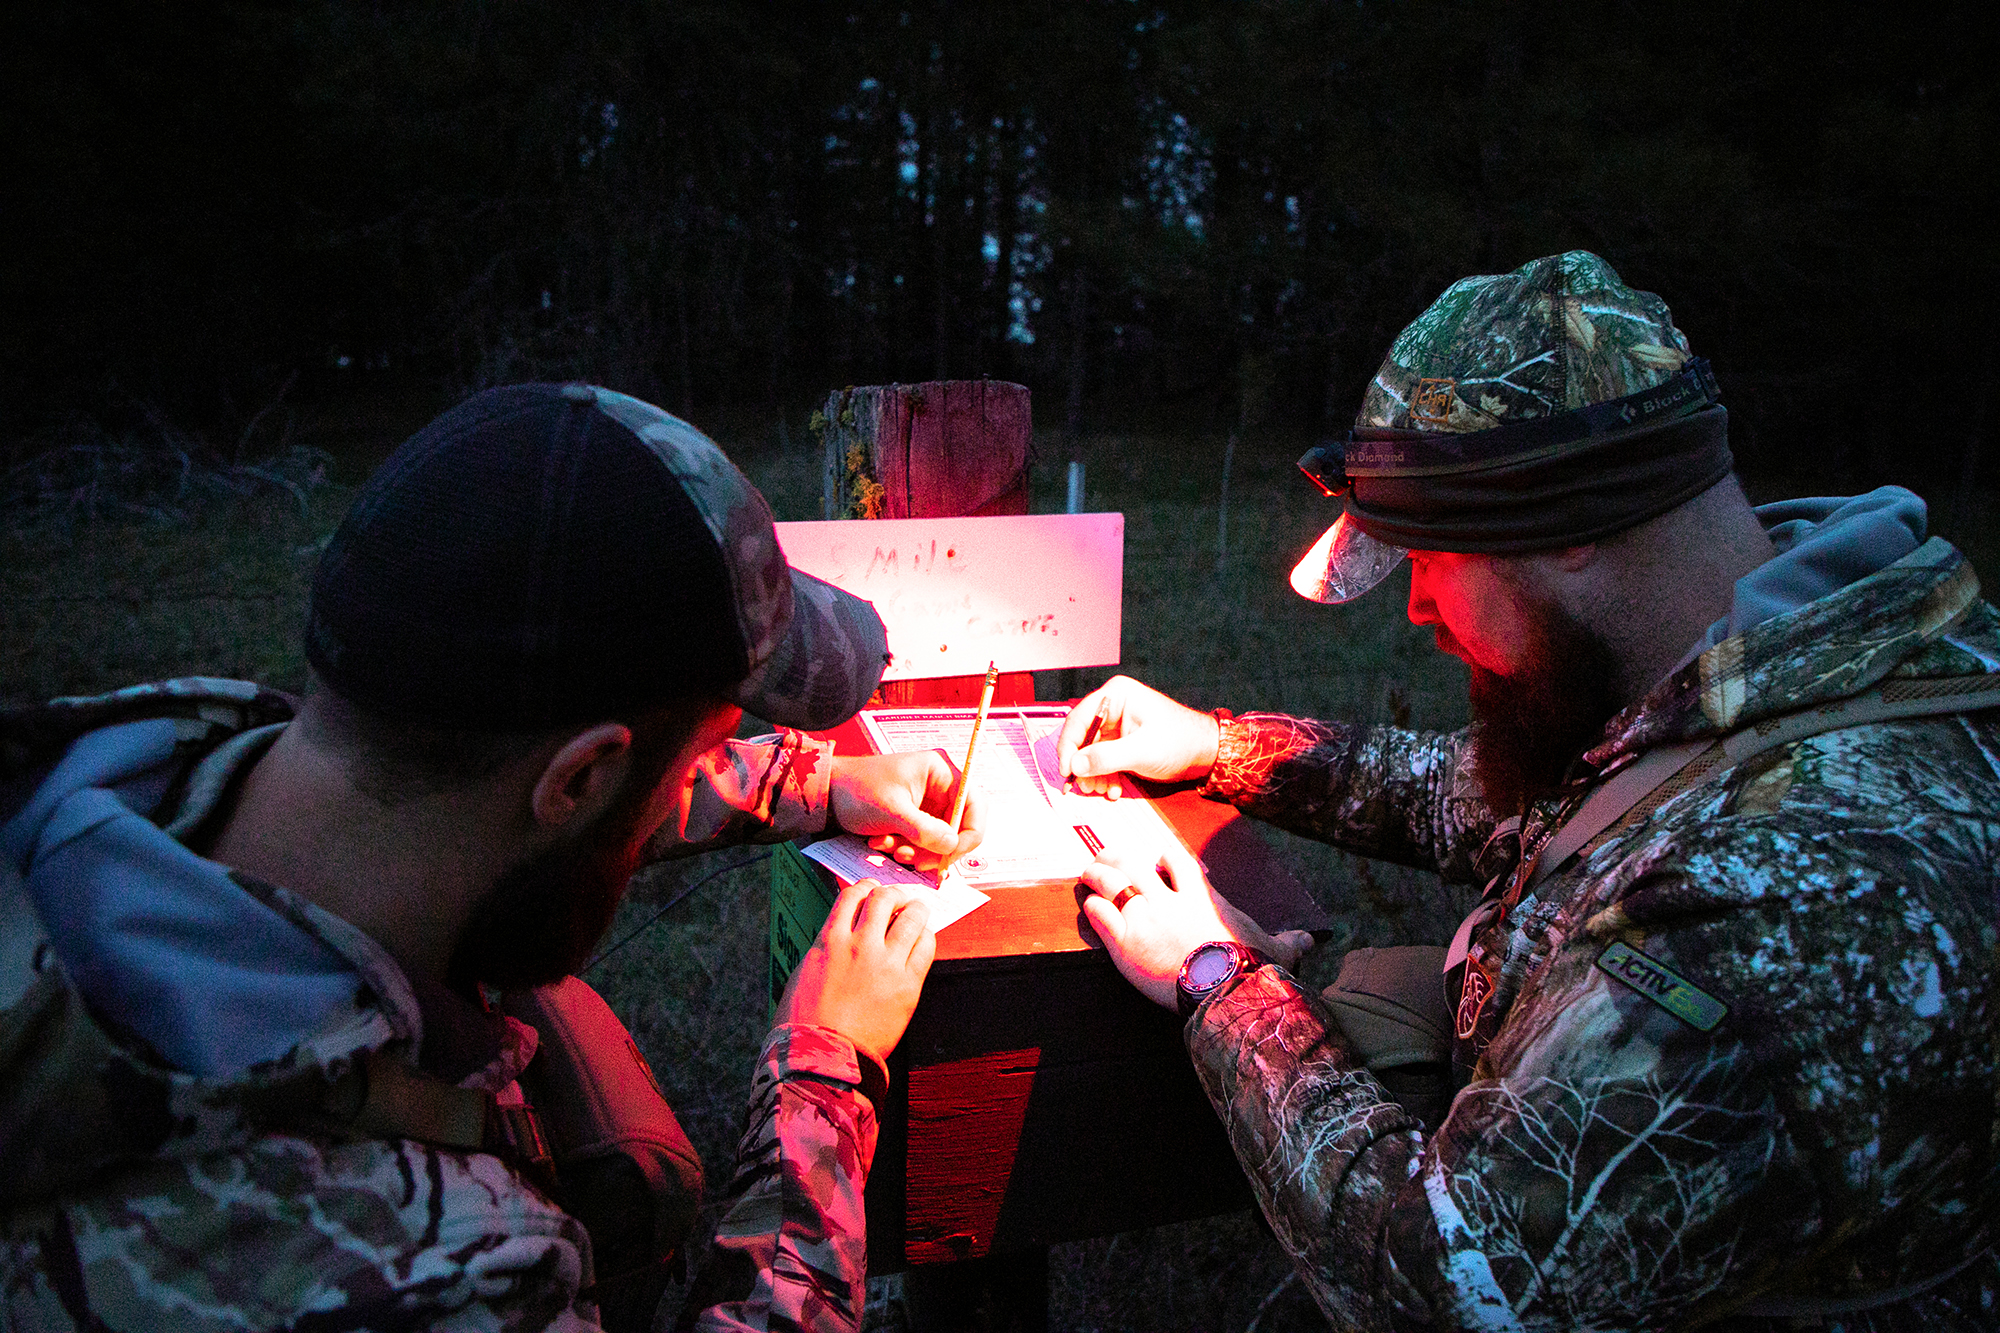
[
  {"x1": 1194, "y1": 536, "x2": 2000, "y2": 1330},
  {"x1": 0, "y1": 680, "x2": 877, "y2": 1331}
]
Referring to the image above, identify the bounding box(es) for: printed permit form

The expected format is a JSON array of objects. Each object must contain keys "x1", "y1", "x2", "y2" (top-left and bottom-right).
[
  {"x1": 795, "y1": 835, "x2": 991, "y2": 933},
  {"x1": 856, "y1": 704, "x2": 1189, "y2": 889}
]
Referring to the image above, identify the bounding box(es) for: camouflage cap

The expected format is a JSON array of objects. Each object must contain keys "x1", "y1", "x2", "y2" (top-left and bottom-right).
[
  {"x1": 1292, "y1": 251, "x2": 1730, "y2": 603},
  {"x1": 307, "y1": 383, "x2": 888, "y2": 731},
  {"x1": 1360, "y1": 250, "x2": 1693, "y2": 431}
]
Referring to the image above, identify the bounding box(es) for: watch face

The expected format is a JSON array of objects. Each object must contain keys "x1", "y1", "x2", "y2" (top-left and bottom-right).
[{"x1": 1185, "y1": 942, "x2": 1239, "y2": 991}]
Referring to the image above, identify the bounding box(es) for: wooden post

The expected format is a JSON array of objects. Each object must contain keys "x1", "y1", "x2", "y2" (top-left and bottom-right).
[
  {"x1": 816, "y1": 380, "x2": 1037, "y2": 707},
  {"x1": 816, "y1": 378, "x2": 1045, "y2": 1328}
]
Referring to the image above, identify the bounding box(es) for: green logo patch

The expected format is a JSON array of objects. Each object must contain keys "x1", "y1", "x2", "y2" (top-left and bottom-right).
[{"x1": 1596, "y1": 941, "x2": 1729, "y2": 1032}]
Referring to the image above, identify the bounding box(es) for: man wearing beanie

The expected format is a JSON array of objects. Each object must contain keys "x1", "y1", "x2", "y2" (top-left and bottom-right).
[
  {"x1": 1057, "y1": 253, "x2": 1999, "y2": 1328},
  {"x1": 0, "y1": 384, "x2": 982, "y2": 1331}
]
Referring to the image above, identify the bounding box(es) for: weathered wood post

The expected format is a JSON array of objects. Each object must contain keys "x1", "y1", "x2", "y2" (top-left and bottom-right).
[
  {"x1": 814, "y1": 378, "x2": 1048, "y2": 1330},
  {"x1": 814, "y1": 380, "x2": 1038, "y2": 708}
]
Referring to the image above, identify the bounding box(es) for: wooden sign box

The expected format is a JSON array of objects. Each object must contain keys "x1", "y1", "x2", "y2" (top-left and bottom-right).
[{"x1": 774, "y1": 716, "x2": 1331, "y2": 1272}]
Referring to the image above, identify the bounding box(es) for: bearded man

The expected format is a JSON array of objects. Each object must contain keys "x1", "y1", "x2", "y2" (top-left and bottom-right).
[
  {"x1": 1, "y1": 383, "x2": 981, "y2": 1332},
  {"x1": 1055, "y1": 253, "x2": 2000, "y2": 1329}
]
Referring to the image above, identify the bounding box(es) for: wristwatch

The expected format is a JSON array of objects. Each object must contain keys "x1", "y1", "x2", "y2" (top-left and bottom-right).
[{"x1": 1176, "y1": 940, "x2": 1269, "y2": 1018}]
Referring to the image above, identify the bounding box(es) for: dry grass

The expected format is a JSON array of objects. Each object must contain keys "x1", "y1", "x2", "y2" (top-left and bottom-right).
[{"x1": 1, "y1": 490, "x2": 349, "y2": 707}]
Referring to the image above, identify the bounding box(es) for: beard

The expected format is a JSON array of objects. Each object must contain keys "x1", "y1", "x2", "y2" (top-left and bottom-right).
[
  {"x1": 1460, "y1": 596, "x2": 1625, "y2": 818},
  {"x1": 445, "y1": 790, "x2": 651, "y2": 994}
]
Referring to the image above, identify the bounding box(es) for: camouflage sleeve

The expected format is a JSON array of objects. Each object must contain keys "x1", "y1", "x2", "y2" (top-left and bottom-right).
[
  {"x1": 1188, "y1": 960, "x2": 1791, "y2": 1332},
  {"x1": 1201, "y1": 712, "x2": 1495, "y2": 883},
  {"x1": 649, "y1": 733, "x2": 834, "y2": 862},
  {"x1": 678, "y1": 1023, "x2": 881, "y2": 1333}
]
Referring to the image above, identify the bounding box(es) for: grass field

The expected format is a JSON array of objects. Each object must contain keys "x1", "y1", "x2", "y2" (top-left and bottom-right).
[{"x1": 7, "y1": 418, "x2": 1996, "y2": 1332}]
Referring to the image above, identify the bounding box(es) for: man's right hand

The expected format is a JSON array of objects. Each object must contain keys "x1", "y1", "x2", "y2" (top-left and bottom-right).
[
  {"x1": 774, "y1": 879, "x2": 936, "y2": 1069},
  {"x1": 1056, "y1": 675, "x2": 1222, "y2": 799}
]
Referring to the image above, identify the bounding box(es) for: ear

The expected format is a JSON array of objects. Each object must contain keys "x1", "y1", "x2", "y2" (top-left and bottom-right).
[{"x1": 530, "y1": 723, "x2": 633, "y2": 832}]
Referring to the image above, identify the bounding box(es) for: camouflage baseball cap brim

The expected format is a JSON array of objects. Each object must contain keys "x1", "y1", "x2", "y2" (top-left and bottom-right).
[
  {"x1": 730, "y1": 568, "x2": 888, "y2": 730},
  {"x1": 580, "y1": 388, "x2": 889, "y2": 730},
  {"x1": 1289, "y1": 512, "x2": 1408, "y2": 605}
]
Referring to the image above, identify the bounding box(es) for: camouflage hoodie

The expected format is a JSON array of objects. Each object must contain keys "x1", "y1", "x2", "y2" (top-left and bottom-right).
[
  {"x1": 1192, "y1": 497, "x2": 2000, "y2": 1330},
  {"x1": 0, "y1": 680, "x2": 879, "y2": 1332}
]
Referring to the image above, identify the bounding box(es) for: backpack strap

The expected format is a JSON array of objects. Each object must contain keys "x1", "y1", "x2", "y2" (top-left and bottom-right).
[
  {"x1": 1445, "y1": 672, "x2": 2000, "y2": 978},
  {"x1": 1526, "y1": 672, "x2": 2000, "y2": 895},
  {"x1": 321, "y1": 1049, "x2": 557, "y2": 1193}
]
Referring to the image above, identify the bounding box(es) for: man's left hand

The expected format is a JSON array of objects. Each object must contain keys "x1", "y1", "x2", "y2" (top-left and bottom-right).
[
  {"x1": 829, "y1": 750, "x2": 985, "y2": 873},
  {"x1": 1081, "y1": 845, "x2": 1315, "y2": 1010}
]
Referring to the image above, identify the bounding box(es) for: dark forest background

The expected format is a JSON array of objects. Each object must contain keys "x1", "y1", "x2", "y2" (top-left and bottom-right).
[{"x1": 4, "y1": 0, "x2": 1996, "y2": 493}]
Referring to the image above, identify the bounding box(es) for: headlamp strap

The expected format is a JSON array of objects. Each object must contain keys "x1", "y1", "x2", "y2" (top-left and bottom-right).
[{"x1": 1298, "y1": 359, "x2": 1722, "y2": 496}]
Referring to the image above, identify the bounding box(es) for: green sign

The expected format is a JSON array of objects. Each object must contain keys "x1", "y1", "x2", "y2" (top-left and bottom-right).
[
  {"x1": 769, "y1": 841, "x2": 839, "y2": 1015},
  {"x1": 1595, "y1": 940, "x2": 1729, "y2": 1032}
]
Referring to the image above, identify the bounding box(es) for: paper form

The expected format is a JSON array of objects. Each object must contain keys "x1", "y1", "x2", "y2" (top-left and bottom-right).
[
  {"x1": 795, "y1": 835, "x2": 991, "y2": 932},
  {"x1": 856, "y1": 705, "x2": 1189, "y2": 889}
]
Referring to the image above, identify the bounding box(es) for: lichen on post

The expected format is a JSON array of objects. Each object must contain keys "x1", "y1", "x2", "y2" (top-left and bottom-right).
[{"x1": 814, "y1": 381, "x2": 1031, "y2": 521}]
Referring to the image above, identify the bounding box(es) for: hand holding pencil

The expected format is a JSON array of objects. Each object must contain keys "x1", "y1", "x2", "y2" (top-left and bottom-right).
[
  {"x1": 1055, "y1": 674, "x2": 1225, "y2": 799},
  {"x1": 828, "y1": 749, "x2": 985, "y2": 873}
]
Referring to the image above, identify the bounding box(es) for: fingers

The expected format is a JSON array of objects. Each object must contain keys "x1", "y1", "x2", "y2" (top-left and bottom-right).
[
  {"x1": 1056, "y1": 684, "x2": 1116, "y2": 777},
  {"x1": 1271, "y1": 929, "x2": 1316, "y2": 969},
  {"x1": 1090, "y1": 845, "x2": 1163, "y2": 885},
  {"x1": 885, "y1": 802, "x2": 960, "y2": 856},
  {"x1": 936, "y1": 790, "x2": 985, "y2": 870},
  {"x1": 1079, "y1": 892, "x2": 1126, "y2": 950},
  {"x1": 1082, "y1": 855, "x2": 1170, "y2": 920},
  {"x1": 1069, "y1": 733, "x2": 1156, "y2": 783},
  {"x1": 952, "y1": 790, "x2": 985, "y2": 845},
  {"x1": 908, "y1": 920, "x2": 938, "y2": 978},
  {"x1": 883, "y1": 891, "x2": 933, "y2": 960},
  {"x1": 852, "y1": 882, "x2": 917, "y2": 943},
  {"x1": 1152, "y1": 841, "x2": 1208, "y2": 894},
  {"x1": 1079, "y1": 858, "x2": 1128, "y2": 901},
  {"x1": 825, "y1": 877, "x2": 880, "y2": 940}
]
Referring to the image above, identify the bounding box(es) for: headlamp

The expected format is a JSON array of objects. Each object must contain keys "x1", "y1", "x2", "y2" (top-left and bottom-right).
[{"x1": 1296, "y1": 441, "x2": 1349, "y2": 498}]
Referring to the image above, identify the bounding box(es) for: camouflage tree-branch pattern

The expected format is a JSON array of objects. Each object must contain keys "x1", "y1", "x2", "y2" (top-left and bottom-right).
[
  {"x1": 1187, "y1": 538, "x2": 2000, "y2": 1329},
  {"x1": 1358, "y1": 252, "x2": 1693, "y2": 433},
  {"x1": 679, "y1": 1024, "x2": 880, "y2": 1333},
  {"x1": 1, "y1": 877, "x2": 600, "y2": 1333}
]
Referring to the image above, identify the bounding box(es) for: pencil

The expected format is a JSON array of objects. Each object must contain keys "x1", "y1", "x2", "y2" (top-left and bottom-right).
[
  {"x1": 1079, "y1": 696, "x2": 1112, "y2": 749},
  {"x1": 946, "y1": 660, "x2": 1000, "y2": 836}
]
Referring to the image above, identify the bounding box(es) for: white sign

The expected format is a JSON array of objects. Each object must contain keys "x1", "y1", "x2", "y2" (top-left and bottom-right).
[{"x1": 774, "y1": 513, "x2": 1123, "y2": 679}]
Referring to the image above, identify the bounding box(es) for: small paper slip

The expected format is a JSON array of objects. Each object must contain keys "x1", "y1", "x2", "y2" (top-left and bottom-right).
[
  {"x1": 857, "y1": 705, "x2": 1187, "y2": 889},
  {"x1": 797, "y1": 835, "x2": 991, "y2": 933}
]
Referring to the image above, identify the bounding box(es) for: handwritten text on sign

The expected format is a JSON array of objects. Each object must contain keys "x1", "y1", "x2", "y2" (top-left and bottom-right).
[{"x1": 773, "y1": 512, "x2": 1123, "y2": 679}]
